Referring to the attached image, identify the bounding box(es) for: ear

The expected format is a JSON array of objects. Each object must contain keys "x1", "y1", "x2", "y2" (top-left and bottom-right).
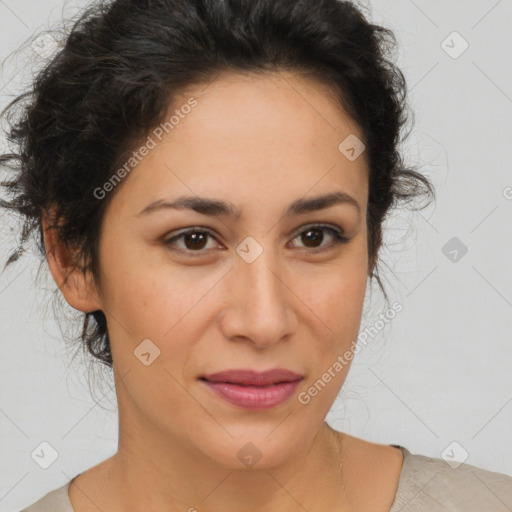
[{"x1": 42, "y1": 209, "x2": 103, "y2": 313}]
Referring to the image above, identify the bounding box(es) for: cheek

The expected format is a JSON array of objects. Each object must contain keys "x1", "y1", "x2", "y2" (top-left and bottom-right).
[
  {"x1": 331, "y1": 277, "x2": 366, "y2": 336},
  {"x1": 99, "y1": 242, "x2": 202, "y2": 332},
  {"x1": 101, "y1": 256, "x2": 220, "y2": 372},
  {"x1": 301, "y1": 262, "x2": 367, "y2": 337},
  {"x1": 295, "y1": 273, "x2": 366, "y2": 410}
]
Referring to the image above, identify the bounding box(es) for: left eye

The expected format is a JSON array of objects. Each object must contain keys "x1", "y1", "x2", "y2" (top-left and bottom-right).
[
  {"x1": 289, "y1": 225, "x2": 348, "y2": 250},
  {"x1": 163, "y1": 224, "x2": 348, "y2": 255}
]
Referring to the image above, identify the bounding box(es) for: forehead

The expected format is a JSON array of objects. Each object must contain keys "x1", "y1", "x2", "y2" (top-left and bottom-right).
[
  {"x1": 173, "y1": 70, "x2": 364, "y2": 150},
  {"x1": 111, "y1": 70, "x2": 369, "y2": 217}
]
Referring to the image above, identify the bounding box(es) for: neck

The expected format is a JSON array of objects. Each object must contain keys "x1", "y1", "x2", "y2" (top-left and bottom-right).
[{"x1": 101, "y1": 419, "x2": 350, "y2": 512}]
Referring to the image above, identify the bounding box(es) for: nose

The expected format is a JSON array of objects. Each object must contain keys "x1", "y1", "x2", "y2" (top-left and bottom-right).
[{"x1": 218, "y1": 248, "x2": 298, "y2": 349}]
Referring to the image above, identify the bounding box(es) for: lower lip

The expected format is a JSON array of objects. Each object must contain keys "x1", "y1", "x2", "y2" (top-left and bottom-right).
[{"x1": 201, "y1": 379, "x2": 302, "y2": 410}]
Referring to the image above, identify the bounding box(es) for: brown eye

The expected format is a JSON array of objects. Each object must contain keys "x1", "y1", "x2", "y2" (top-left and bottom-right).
[
  {"x1": 182, "y1": 231, "x2": 209, "y2": 250},
  {"x1": 289, "y1": 224, "x2": 348, "y2": 251},
  {"x1": 300, "y1": 228, "x2": 325, "y2": 248},
  {"x1": 163, "y1": 229, "x2": 219, "y2": 253},
  {"x1": 163, "y1": 224, "x2": 348, "y2": 257}
]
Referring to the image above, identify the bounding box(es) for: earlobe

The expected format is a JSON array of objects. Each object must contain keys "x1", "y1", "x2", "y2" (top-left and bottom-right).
[{"x1": 42, "y1": 211, "x2": 102, "y2": 313}]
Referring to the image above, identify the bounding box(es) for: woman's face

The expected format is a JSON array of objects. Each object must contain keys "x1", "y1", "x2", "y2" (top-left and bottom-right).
[{"x1": 93, "y1": 71, "x2": 369, "y2": 469}]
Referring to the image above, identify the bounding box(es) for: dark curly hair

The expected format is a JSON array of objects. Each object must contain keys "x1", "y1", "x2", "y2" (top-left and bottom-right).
[{"x1": 0, "y1": 0, "x2": 434, "y2": 370}]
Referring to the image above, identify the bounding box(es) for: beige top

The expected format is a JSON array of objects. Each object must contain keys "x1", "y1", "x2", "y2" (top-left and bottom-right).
[{"x1": 21, "y1": 445, "x2": 512, "y2": 511}]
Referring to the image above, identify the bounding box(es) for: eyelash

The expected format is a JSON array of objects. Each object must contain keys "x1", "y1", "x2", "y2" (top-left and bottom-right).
[{"x1": 162, "y1": 223, "x2": 349, "y2": 257}]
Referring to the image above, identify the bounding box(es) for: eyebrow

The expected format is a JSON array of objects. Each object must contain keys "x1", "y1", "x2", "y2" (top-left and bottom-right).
[{"x1": 136, "y1": 191, "x2": 361, "y2": 219}]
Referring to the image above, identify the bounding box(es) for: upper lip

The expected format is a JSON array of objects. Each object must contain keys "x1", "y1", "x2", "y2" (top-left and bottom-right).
[{"x1": 200, "y1": 369, "x2": 303, "y2": 386}]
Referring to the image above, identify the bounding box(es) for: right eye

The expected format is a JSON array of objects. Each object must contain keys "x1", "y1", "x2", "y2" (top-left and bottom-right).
[{"x1": 162, "y1": 228, "x2": 223, "y2": 256}]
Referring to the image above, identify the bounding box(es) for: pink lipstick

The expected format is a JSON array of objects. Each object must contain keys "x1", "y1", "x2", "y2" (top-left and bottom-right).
[{"x1": 200, "y1": 369, "x2": 303, "y2": 410}]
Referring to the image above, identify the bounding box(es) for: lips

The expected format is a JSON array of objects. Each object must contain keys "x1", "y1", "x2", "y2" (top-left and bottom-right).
[
  {"x1": 200, "y1": 369, "x2": 303, "y2": 387},
  {"x1": 199, "y1": 369, "x2": 304, "y2": 410}
]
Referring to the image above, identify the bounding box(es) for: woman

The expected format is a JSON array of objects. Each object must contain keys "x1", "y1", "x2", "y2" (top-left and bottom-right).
[{"x1": 1, "y1": 0, "x2": 511, "y2": 510}]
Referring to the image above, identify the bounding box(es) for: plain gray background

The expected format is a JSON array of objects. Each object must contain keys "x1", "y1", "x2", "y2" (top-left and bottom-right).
[{"x1": 1, "y1": 0, "x2": 511, "y2": 510}]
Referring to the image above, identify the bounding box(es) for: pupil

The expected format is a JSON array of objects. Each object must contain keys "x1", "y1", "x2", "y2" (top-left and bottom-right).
[
  {"x1": 185, "y1": 232, "x2": 207, "y2": 250},
  {"x1": 302, "y1": 229, "x2": 323, "y2": 247},
  {"x1": 183, "y1": 229, "x2": 324, "y2": 251}
]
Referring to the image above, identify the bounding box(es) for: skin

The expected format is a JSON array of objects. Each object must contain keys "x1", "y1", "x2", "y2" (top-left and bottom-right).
[{"x1": 43, "y1": 70, "x2": 403, "y2": 511}]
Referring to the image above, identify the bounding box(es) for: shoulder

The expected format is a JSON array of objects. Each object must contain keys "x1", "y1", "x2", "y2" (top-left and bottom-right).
[
  {"x1": 20, "y1": 481, "x2": 74, "y2": 512},
  {"x1": 390, "y1": 445, "x2": 512, "y2": 512}
]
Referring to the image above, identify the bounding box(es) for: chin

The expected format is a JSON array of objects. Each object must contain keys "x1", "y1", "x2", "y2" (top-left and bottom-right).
[{"x1": 194, "y1": 425, "x2": 311, "y2": 471}]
